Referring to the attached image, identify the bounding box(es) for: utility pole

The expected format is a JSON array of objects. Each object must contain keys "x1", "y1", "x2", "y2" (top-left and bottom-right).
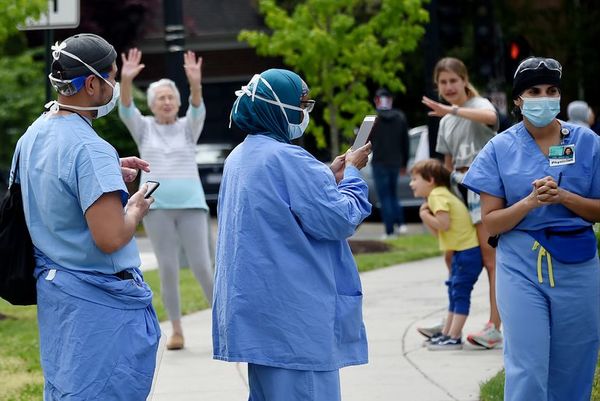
[
  {"x1": 163, "y1": 0, "x2": 188, "y2": 115},
  {"x1": 423, "y1": 0, "x2": 442, "y2": 160}
]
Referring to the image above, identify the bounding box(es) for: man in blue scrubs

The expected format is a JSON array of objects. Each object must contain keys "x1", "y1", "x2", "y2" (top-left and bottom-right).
[
  {"x1": 213, "y1": 69, "x2": 372, "y2": 400},
  {"x1": 12, "y1": 34, "x2": 160, "y2": 400}
]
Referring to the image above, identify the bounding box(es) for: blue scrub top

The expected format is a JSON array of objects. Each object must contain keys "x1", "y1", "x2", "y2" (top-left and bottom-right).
[
  {"x1": 463, "y1": 121, "x2": 600, "y2": 231},
  {"x1": 12, "y1": 113, "x2": 141, "y2": 274},
  {"x1": 213, "y1": 134, "x2": 371, "y2": 371}
]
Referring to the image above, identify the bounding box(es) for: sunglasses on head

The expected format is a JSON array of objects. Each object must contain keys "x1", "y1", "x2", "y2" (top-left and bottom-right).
[{"x1": 514, "y1": 58, "x2": 562, "y2": 78}]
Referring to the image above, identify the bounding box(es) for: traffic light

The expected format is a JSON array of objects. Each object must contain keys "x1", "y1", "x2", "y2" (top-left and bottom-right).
[{"x1": 505, "y1": 36, "x2": 531, "y2": 82}]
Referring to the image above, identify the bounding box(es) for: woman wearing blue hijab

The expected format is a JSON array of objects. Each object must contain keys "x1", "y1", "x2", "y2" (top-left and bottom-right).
[{"x1": 213, "y1": 69, "x2": 372, "y2": 401}]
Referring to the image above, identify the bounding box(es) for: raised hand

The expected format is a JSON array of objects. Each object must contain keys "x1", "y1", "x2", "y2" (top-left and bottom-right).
[
  {"x1": 121, "y1": 48, "x2": 145, "y2": 82},
  {"x1": 183, "y1": 50, "x2": 202, "y2": 88},
  {"x1": 422, "y1": 95, "x2": 452, "y2": 117}
]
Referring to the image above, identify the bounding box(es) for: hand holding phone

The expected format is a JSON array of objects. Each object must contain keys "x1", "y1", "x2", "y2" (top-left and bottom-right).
[
  {"x1": 352, "y1": 115, "x2": 377, "y2": 150},
  {"x1": 144, "y1": 180, "x2": 160, "y2": 199}
]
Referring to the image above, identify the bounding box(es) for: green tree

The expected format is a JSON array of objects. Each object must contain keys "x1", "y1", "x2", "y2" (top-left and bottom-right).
[
  {"x1": 0, "y1": 48, "x2": 45, "y2": 165},
  {"x1": 240, "y1": 0, "x2": 429, "y2": 158},
  {"x1": 0, "y1": 0, "x2": 46, "y2": 41}
]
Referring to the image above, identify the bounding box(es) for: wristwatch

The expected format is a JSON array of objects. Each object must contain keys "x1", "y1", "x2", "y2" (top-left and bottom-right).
[{"x1": 451, "y1": 105, "x2": 459, "y2": 115}]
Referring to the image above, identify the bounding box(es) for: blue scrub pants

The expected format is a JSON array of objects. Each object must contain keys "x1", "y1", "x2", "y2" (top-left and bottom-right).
[
  {"x1": 447, "y1": 246, "x2": 483, "y2": 315},
  {"x1": 372, "y1": 164, "x2": 404, "y2": 235},
  {"x1": 36, "y1": 267, "x2": 160, "y2": 401},
  {"x1": 248, "y1": 364, "x2": 340, "y2": 401},
  {"x1": 496, "y1": 231, "x2": 600, "y2": 401}
]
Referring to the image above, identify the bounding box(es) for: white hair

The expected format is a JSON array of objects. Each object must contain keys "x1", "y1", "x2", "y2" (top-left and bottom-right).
[{"x1": 146, "y1": 78, "x2": 181, "y2": 108}]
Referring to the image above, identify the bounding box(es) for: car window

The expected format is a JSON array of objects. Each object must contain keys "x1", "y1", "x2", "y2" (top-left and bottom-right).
[{"x1": 195, "y1": 145, "x2": 233, "y2": 164}]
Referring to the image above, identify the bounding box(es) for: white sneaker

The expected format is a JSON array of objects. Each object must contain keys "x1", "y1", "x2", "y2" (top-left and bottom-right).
[
  {"x1": 467, "y1": 322, "x2": 503, "y2": 349},
  {"x1": 396, "y1": 225, "x2": 408, "y2": 234}
]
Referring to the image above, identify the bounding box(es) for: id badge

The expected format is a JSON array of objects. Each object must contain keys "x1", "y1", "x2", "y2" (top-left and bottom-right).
[{"x1": 548, "y1": 144, "x2": 575, "y2": 166}]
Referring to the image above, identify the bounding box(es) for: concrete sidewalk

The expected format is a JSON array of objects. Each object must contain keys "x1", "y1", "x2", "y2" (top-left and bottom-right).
[{"x1": 148, "y1": 255, "x2": 503, "y2": 401}]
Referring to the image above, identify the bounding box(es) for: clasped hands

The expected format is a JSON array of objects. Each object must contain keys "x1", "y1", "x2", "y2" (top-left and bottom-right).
[{"x1": 529, "y1": 176, "x2": 562, "y2": 206}]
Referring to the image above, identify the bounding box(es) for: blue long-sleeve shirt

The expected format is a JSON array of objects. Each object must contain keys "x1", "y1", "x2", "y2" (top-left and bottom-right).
[{"x1": 213, "y1": 134, "x2": 371, "y2": 370}]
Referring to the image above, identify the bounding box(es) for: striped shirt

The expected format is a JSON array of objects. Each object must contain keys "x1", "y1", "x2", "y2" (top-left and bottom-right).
[{"x1": 118, "y1": 101, "x2": 208, "y2": 210}]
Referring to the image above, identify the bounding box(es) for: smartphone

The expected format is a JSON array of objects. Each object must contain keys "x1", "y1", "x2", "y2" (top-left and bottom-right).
[
  {"x1": 352, "y1": 115, "x2": 377, "y2": 150},
  {"x1": 144, "y1": 180, "x2": 160, "y2": 199}
]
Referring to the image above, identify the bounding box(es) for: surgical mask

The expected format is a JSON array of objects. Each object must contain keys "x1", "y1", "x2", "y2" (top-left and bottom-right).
[
  {"x1": 45, "y1": 82, "x2": 119, "y2": 118},
  {"x1": 46, "y1": 41, "x2": 119, "y2": 119},
  {"x1": 289, "y1": 109, "x2": 309, "y2": 140},
  {"x1": 520, "y1": 96, "x2": 561, "y2": 128},
  {"x1": 230, "y1": 74, "x2": 310, "y2": 140}
]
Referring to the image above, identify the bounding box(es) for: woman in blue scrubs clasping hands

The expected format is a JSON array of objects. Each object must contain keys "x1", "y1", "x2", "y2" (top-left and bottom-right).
[
  {"x1": 463, "y1": 57, "x2": 600, "y2": 401},
  {"x1": 213, "y1": 69, "x2": 372, "y2": 401}
]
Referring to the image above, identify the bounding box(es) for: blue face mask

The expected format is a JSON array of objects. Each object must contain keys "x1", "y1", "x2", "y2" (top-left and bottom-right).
[{"x1": 520, "y1": 96, "x2": 561, "y2": 128}]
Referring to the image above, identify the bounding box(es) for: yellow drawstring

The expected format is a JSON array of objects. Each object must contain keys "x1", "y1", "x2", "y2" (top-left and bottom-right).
[{"x1": 532, "y1": 241, "x2": 555, "y2": 287}]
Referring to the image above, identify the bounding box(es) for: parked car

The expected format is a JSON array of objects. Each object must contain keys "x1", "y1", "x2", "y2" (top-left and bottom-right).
[
  {"x1": 360, "y1": 125, "x2": 429, "y2": 221},
  {"x1": 196, "y1": 142, "x2": 235, "y2": 213}
]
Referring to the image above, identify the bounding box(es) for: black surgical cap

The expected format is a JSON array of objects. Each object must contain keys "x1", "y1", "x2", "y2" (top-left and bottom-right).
[{"x1": 51, "y1": 33, "x2": 117, "y2": 80}]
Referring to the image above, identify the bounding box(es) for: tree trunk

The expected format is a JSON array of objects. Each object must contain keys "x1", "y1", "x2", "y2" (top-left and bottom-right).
[{"x1": 328, "y1": 103, "x2": 339, "y2": 160}]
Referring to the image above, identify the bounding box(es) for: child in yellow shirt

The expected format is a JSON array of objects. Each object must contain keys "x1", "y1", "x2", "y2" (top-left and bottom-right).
[{"x1": 410, "y1": 159, "x2": 482, "y2": 350}]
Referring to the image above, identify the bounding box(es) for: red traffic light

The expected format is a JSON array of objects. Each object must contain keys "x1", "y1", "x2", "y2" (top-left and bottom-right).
[{"x1": 509, "y1": 42, "x2": 520, "y2": 60}]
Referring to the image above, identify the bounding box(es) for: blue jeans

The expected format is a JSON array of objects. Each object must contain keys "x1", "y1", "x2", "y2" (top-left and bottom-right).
[
  {"x1": 372, "y1": 164, "x2": 404, "y2": 234},
  {"x1": 446, "y1": 246, "x2": 483, "y2": 315}
]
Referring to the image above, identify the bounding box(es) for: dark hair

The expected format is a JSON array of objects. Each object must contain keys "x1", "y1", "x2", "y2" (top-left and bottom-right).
[{"x1": 411, "y1": 159, "x2": 451, "y2": 189}]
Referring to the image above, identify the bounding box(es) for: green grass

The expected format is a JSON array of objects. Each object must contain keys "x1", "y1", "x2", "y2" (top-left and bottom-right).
[
  {"x1": 354, "y1": 234, "x2": 441, "y2": 272},
  {"x1": 0, "y1": 268, "x2": 209, "y2": 401},
  {"x1": 481, "y1": 361, "x2": 600, "y2": 401},
  {"x1": 480, "y1": 370, "x2": 505, "y2": 401}
]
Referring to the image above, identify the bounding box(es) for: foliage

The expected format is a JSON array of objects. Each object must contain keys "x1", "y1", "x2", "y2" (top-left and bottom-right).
[
  {"x1": 93, "y1": 87, "x2": 150, "y2": 159},
  {"x1": 0, "y1": 0, "x2": 46, "y2": 42},
  {"x1": 0, "y1": 47, "x2": 146, "y2": 168},
  {"x1": 0, "y1": 48, "x2": 45, "y2": 167},
  {"x1": 240, "y1": 0, "x2": 429, "y2": 158}
]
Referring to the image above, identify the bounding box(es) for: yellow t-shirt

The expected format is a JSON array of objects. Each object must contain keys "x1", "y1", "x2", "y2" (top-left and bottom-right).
[{"x1": 427, "y1": 186, "x2": 479, "y2": 251}]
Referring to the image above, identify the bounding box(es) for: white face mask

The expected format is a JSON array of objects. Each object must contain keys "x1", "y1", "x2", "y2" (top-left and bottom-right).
[
  {"x1": 46, "y1": 41, "x2": 118, "y2": 119},
  {"x1": 230, "y1": 74, "x2": 310, "y2": 140}
]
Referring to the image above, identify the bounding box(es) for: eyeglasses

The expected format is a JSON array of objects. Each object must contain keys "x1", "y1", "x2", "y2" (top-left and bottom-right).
[
  {"x1": 514, "y1": 58, "x2": 562, "y2": 78},
  {"x1": 300, "y1": 100, "x2": 316, "y2": 113}
]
